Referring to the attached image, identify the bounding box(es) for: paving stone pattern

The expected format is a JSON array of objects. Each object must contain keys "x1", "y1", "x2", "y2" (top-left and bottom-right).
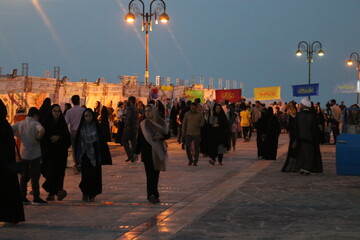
[
  {"x1": 172, "y1": 144, "x2": 360, "y2": 240},
  {"x1": 1, "y1": 135, "x2": 359, "y2": 240}
]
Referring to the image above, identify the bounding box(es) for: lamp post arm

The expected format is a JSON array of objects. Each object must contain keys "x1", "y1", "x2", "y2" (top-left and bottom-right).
[
  {"x1": 349, "y1": 52, "x2": 360, "y2": 63},
  {"x1": 127, "y1": 0, "x2": 135, "y2": 11},
  {"x1": 311, "y1": 41, "x2": 323, "y2": 53},
  {"x1": 297, "y1": 41, "x2": 309, "y2": 51},
  {"x1": 150, "y1": 0, "x2": 167, "y2": 12},
  {"x1": 149, "y1": 0, "x2": 156, "y2": 20},
  {"x1": 349, "y1": 52, "x2": 360, "y2": 72},
  {"x1": 128, "y1": 0, "x2": 145, "y2": 16},
  {"x1": 150, "y1": 0, "x2": 167, "y2": 22},
  {"x1": 159, "y1": 0, "x2": 167, "y2": 11}
]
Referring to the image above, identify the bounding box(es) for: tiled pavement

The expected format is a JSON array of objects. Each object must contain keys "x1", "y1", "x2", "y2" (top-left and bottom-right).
[{"x1": 1, "y1": 134, "x2": 359, "y2": 240}]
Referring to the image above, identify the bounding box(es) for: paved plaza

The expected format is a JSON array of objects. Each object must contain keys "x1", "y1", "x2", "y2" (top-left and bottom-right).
[{"x1": 1, "y1": 134, "x2": 360, "y2": 240}]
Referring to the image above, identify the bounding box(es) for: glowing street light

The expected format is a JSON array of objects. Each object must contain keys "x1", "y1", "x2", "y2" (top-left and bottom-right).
[
  {"x1": 346, "y1": 52, "x2": 360, "y2": 105},
  {"x1": 295, "y1": 41, "x2": 325, "y2": 89},
  {"x1": 125, "y1": 0, "x2": 169, "y2": 86}
]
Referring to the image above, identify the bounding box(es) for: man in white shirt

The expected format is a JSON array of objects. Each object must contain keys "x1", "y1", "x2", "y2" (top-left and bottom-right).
[
  {"x1": 64, "y1": 95, "x2": 85, "y2": 173},
  {"x1": 12, "y1": 107, "x2": 46, "y2": 204},
  {"x1": 330, "y1": 99, "x2": 342, "y2": 144}
]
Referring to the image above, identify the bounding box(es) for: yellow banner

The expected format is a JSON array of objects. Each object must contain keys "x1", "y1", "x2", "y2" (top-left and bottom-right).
[{"x1": 254, "y1": 86, "x2": 281, "y2": 101}]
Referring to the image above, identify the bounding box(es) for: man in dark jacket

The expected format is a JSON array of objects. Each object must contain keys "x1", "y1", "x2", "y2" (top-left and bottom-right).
[
  {"x1": 122, "y1": 96, "x2": 139, "y2": 162},
  {"x1": 282, "y1": 97, "x2": 323, "y2": 174}
]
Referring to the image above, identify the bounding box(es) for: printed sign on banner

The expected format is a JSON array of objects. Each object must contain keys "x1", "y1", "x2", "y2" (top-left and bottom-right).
[
  {"x1": 63, "y1": 82, "x2": 85, "y2": 98},
  {"x1": 254, "y1": 86, "x2": 281, "y2": 100},
  {"x1": 333, "y1": 81, "x2": 357, "y2": 93},
  {"x1": 106, "y1": 83, "x2": 123, "y2": 96},
  {"x1": 87, "y1": 83, "x2": 105, "y2": 97},
  {"x1": 215, "y1": 89, "x2": 242, "y2": 102},
  {"x1": 0, "y1": 77, "x2": 26, "y2": 94},
  {"x1": 292, "y1": 84, "x2": 319, "y2": 97},
  {"x1": 28, "y1": 77, "x2": 58, "y2": 94}
]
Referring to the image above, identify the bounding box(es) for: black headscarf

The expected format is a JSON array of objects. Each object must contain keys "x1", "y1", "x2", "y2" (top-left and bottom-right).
[
  {"x1": 41, "y1": 104, "x2": 71, "y2": 150},
  {"x1": 39, "y1": 97, "x2": 52, "y2": 125},
  {"x1": 212, "y1": 103, "x2": 227, "y2": 120},
  {"x1": 46, "y1": 104, "x2": 67, "y2": 126},
  {"x1": 75, "y1": 108, "x2": 112, "y2": 165}
]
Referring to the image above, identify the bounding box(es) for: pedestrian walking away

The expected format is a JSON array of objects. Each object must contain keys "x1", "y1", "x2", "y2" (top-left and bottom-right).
[
  {"x1": 122, "y1": 96, "x2": 139, "y2": 162},
  {"x1": 65, "y1": 95, "x2": 85, "y2": 174}
]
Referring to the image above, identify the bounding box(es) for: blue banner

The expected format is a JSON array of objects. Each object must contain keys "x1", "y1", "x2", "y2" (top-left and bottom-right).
[{"x1": 292, "y1": 83, "x2": 319, "y2": 97}]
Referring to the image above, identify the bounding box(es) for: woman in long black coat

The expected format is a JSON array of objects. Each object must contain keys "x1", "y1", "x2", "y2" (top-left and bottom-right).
[
  {"x1": 208, "y1": 104, "x2": 230, "y2": 165},
  {"x1": 75, "y1": 108, "x2": 112, "y2": 202},
  {"x1": 0, "y1": 99, "x2": 25, "y2": 224},
  {"x1": 258, "y1": 107, "x2": 281, "y2": 160},
  {"x1": 100, "y1": 106, "x2": 111, "y2": 142},
  {"x1": 41, "y1": 104, "x2": 71, "y2": 201},
  {"x1": 39, "y1": 97, "x2": 51, "y2": 126},
  {"x1": 169, "y1": 101, "x2": 180, "y2": 136}
]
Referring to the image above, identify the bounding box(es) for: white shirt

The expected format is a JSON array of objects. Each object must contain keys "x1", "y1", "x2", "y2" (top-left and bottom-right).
[
  {"x1": 331, "y1": 105, "x2": 342, "y2": 122},
  {"x1": 65, "y1": 105, "x2": 85, "y2": 131},
  {"x1": 12, "y1": 117, "x2": 45, "y2": 160}
]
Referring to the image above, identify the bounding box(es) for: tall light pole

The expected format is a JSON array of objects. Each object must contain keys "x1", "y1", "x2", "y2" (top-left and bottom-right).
[
  {"x1": 295, "y1": 41, "x2": 325, "y2": 99},
  {"x1": 125, "y1": 0, "x2": 169, "y2": 86},
  {"x1": 347, "y1": 52, "x2": 360, "y2": 105}
]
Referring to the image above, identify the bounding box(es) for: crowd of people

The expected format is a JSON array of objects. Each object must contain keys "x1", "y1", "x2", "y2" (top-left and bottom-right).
[{"x1": 1, "y1": 93, "x2": 359, "y2": 224}]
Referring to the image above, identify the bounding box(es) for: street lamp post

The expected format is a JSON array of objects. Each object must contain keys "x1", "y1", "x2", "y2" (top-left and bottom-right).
[
  {"x1": 296, "y1": 41, "x2": 325, "y2": 99},
  {"x1": 347, "y1": 52, "x2": 360, "y2": 105},
  {"x1": 125, "y1": 0, "x2": 169, "y2": 86}
]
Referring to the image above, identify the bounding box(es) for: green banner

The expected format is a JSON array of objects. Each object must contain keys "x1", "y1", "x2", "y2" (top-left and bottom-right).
[{"x1": 184, "y1": 90, "x2": 204, "y2": 102}]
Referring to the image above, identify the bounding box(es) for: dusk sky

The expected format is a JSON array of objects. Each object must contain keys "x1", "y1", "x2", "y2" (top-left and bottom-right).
[{"x1": 1, "y1": 0, "x2": 360, "y2": 105}]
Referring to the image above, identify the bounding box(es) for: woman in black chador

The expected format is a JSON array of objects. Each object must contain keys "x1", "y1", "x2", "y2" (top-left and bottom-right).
[
  {"x1": 169, "y1": 101, "x2": 180, "y2": 136},
  {"x1": 282, "y1": 98, "x2": 323, "y2": 174},
  {"x1": 75, "y1": 108, "x2": 112, "y2": 202},
  {"x1": 257, "y1": 107, "x2": 281, "y2": 160},
  {"x1": 135, "y1": 104, "x2": 169, "y2": 204},
  {"x1": 100, "y1": 106, "x2": 111, "y2": 142},
  {"x1": 208, "y1": 104, "x2": 230, "y2": 165},
  {"x1": 0, "y1": 99, "x2": 25, "y2": 224},
  {"x1": 41, "y1": 104, "x2": 71, "y2": 201},
  {"x1": 39, "y1": 97, "x2": 51, "y2": 126}
]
